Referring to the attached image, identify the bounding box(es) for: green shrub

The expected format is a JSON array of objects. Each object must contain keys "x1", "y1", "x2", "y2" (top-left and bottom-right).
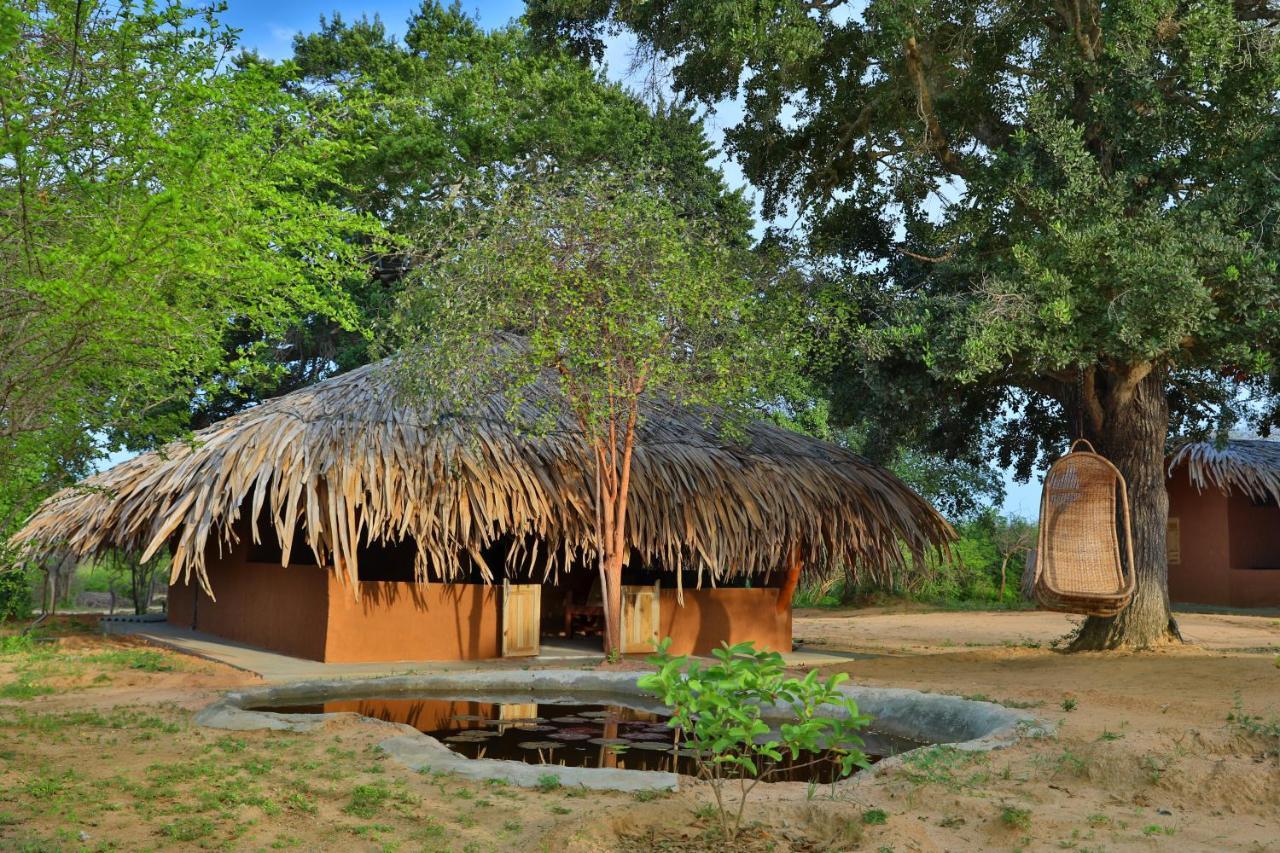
[
  {"x1": 1000, "y1": 805, "x2": 1032, "y2": 830},
  {"x1": 795, "y1": 511, "x2": 1037, "y2": 609},
  {"x1": 0, "y1": 568, "x2": 33, "y2": 621},
  {"x1": 638, "y1": 639, "x2": 869, "y2": 840}
]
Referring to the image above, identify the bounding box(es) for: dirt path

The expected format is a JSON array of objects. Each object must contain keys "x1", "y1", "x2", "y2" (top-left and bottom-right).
[
  {"x1": 794, "y1": 605, "x2": 1280, "y2": 654},
  {"x1": 787, "y1": 608, "x2": 1280, "y2": 851}
]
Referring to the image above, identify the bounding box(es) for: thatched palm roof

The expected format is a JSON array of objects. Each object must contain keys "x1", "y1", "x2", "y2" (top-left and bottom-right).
[
  {"x1": 12, "y1": 358, "x2": 953, "y2": 595},
  {"x1": 1169, "y1": 439, "x2": 1280, "y2": 503}
]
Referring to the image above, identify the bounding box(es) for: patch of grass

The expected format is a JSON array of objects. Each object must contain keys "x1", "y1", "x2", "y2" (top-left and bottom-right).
[
  {"x1": 692, "y1": 803, "x2": 718, "y2": 821},
  {"x1": 1142, "y1": 824, "x2": 1176, "y2": 837},
  {"x1": 86, "y1": 648, "x2": 176, "y2": 672},
  {"x1": 160, "y1": 816, "x2": 217, "y2": 842},
  {"x1": 632, "y1": 789, "x2": 667, "y2": 802},
  {"x1": 861, "y1": 808, "x2": 888, "y2": 825},
  {"x1": 1227, "y1": 694, "x2": 1280, "y2": 756},
  {"x1": 898, "y1": 746, "x2": 991, "y2": 791},
  {"x1": 1000, "y1": 806, "x2": 1032, "y2": 831},
  {"x1": 343, "y1": 783, "x2": 390, "y2": 819},
  {"x1": 534, "y1": 773, "x2": 561, "y2": 792},
  {"x1": 1061, "y1": 696, "x2": 1078, "y2": 712},
  {"x1": 0, "y1": 680, "x2": 55, "y2": 700}
]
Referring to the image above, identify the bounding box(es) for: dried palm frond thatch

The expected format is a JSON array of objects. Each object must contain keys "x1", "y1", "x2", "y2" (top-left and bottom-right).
[
  {"x1": 1169, "y1": 438, "x2": 1280, "y2": 504},
  {"x1": 11, "y1": 358, "x2": 953, "y2": 596}
]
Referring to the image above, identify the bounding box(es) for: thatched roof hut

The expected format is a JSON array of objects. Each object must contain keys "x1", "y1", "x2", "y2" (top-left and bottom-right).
[
  {"x1": 1169, "y1": 438, "x2": 1280, "y2": 503},
  {"x1": 12, "y1": 358, "x2": 952, "y2": 596}
]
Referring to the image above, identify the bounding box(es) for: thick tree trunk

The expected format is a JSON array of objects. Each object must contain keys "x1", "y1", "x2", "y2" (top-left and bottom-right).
[{"x1": 1069, "y1": 370, "x2": 1181, "y2": 650}]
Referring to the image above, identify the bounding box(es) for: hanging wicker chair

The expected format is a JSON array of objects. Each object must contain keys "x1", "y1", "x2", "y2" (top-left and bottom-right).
[{"x1": 1033, "y1": 440, "x2": 1136, "y2": 617}]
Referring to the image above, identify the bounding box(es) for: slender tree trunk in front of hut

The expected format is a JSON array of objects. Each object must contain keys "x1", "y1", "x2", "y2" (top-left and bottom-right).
[
  {"x1": 595, "y1": 403, "x2": 639, "y2": 660},
  {"x1": 1069, "y1": 367, "x2": 1181, "y2": 651}
]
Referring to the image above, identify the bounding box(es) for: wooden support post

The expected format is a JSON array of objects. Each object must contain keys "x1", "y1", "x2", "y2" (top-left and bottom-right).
[{"x1": 777, "y1": 544, "x2": 803, "y2": 614}]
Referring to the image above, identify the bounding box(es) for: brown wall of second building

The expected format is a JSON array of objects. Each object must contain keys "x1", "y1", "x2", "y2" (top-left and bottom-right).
[
  {"x1": 324, "y1": 579, "x2": 502, "y2": 663},
  {"x1": 658, "y1": 587, "x2": 792, "y2": 656},
  {"x1": 1167, "y1": 467, "x2": 1280, "y2": 608},
  {"x1": 166, "y1": 541, "x2": 331, "y2": 661},
  {"x1": 1226, "y1": 496, "x2": 1280, "y2": 606},
  {"x1": 1166, "y1": 470, "x2": 1232, "y2": 606}
]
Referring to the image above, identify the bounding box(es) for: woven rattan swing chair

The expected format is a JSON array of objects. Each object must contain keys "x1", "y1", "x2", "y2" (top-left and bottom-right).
[{"x1": 1032, "y1": 440, "x2": 1136, "y2": 617}]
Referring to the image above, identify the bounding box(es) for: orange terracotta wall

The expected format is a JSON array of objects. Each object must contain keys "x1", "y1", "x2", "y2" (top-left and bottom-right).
[
  {"x1": 166, "y1": 541, "x2": 330, "y2": 660},
  {"x1": 1166, "y1": 469, "x2": 1231, "y2": 605},
  {"x1": 324, "y1": 578, "x2": 501, "y2": 663},
  {"x1": 658, "y1": 588, "x2": 792, "y2": 656},
  {"x1": 1167, "y1": 466, "x2": 1280, "y2": 607},
  {"x1": 1225, "y1": 496, "x2": 1280, "y2": 606}
]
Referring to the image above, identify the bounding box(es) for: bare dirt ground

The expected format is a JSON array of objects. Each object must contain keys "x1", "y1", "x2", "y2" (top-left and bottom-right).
[{"x1": 0, "y1": 610, "x2": 1277, "y2": 851}]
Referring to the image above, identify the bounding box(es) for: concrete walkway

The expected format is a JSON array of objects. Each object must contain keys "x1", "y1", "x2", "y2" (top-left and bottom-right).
[{"x1": 106, "y1": 621, "x2": 873, "y2": 682}]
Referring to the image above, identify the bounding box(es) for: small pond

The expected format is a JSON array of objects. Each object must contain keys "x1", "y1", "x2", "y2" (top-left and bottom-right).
[{"x1": 249, "y1": 696, "x2": 929, "y2": 783}]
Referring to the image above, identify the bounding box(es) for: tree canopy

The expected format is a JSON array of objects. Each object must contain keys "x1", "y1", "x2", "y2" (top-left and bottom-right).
[
  {"x1": 186, "y1": 1, "x2": 755, "y2": 426},
  {"x1": 529, "y1": 0, "x2": 1280, "y2": 647},
  {"x1": 0, "y1": 0, "x2": 375, "y2": 526}
]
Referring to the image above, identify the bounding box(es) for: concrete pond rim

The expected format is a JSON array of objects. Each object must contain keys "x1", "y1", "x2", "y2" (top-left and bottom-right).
[{"x1": 195, "y1": 669, "x2": 1052, "y2": 792}]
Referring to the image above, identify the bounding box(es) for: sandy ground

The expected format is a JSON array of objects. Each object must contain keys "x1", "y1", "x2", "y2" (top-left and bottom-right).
[{"x1": 0, "y1": 610, "x2": 1277, "y2": 851}]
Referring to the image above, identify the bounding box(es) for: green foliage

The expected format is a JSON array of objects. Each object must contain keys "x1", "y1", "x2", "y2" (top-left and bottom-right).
[
  {"x1": 796, "y1": 511, "x2": 1036, "y2": 608},
  {"x1": 0, "y1": 0, "x2": 376, "y2": 503},
  {"x1": 344, "y1": 783, "x2": 391, "y2": 819},
  {"x1": 1000, "y1": 805, "x2": 1032, "y2": 831},
  {"x1": 532, "y1": 0, "x2": 1280, "y2": 448},
  {"x1": 1227, "y1": 694, "x2": 1280, "y2": 757},
  {"x1": 638, "y1": 639, "x2": 869, "y2": 840},
  {"x1": 186, "y1": 2, "x2": 753, "y2": 425},
  {"x1": 390, "y1": 166, "x2": 793, "y2": 436},
  {"x1": 534, "y1": 774, "x2": 562, "y2": 793},
  {"x1": 0, "y1": 566, "x2": 32, "y2": 621}
]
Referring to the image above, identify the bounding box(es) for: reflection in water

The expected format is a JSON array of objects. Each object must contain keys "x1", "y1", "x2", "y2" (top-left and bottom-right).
[{"x1": 253, "y1": 697, "x2": 928, "y2": 783}]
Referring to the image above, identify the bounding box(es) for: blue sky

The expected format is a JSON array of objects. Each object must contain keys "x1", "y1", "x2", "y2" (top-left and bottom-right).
[
  {"x1": 212, "y1": 1, "x2": 1044, "y2": 517},
  {"x1": 221, "y1": 2, "x2": 526, "y2": 58}
]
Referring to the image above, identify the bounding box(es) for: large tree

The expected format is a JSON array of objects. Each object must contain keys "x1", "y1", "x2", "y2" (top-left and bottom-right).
[
  {"x1": 0, "y1": 1, "x2": 374, "y2": 484},
  {"x1": 185, "y1": 1, "x2": 754, "y2": 426},
  {"x1": 530, "y1": 0, "x2": 1280, "y2": 648}
]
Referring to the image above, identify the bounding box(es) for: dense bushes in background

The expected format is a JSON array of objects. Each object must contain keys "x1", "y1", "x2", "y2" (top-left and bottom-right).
[{"x1": 796, "y1": 512, "x2": 1036, "y2": 609}]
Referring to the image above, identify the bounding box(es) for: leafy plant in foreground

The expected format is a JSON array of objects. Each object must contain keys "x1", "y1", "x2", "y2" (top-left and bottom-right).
[{"x1": 638, "y1": 639, "x2": 870, "y2": 840}]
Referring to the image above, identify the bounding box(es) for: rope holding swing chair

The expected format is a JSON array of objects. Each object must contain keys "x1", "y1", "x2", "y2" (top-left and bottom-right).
[{"x1": 1032, "y1": 439, "x2": 1136, "y2": 617}]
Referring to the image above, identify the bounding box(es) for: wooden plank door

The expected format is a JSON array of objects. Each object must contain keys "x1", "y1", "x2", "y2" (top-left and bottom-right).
[
  {"x1": 502, "y1": 581, "x2": 541, "y2": 657},
  {"x1": 620, "y1": 581, "x2": 660, "y2": 654}
]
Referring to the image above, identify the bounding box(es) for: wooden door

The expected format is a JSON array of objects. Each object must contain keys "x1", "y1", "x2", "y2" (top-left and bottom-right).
[
  {"x1": 502, "y1": 581, "x2": 540, "y2": 657},
  {"x1": 620, "y1": 581, "x2": 660, "y2": 654}
]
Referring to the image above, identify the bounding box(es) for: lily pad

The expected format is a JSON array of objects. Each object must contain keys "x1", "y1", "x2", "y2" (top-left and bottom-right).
[
  {"x1": 588, "y1": 737, "x2": 630, "y2": 747},
  {"x1": 517, "y1": 740, "x2": 561, "y2": 750},
  {"x1": 444, "y1": 734, "x2": 492, "y2": 744},
  {"x1": 548, "y1": 731, "x2": 592, "y2": 742}
]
